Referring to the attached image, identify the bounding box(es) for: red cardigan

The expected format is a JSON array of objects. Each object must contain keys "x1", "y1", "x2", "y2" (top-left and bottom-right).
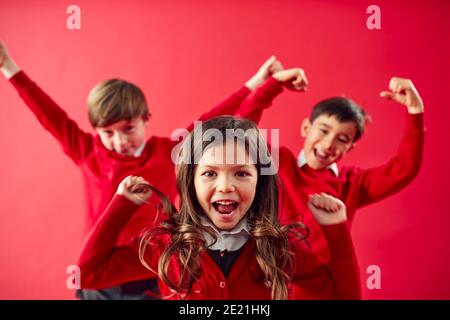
[
  {"x1": 9, "y1": 71, "x2": 251, "y2": 244},
  {"x1": 78, "y1": 195, "x2": 361, "y2": 300},
  {"x1": 238, "y1": 77, "x2": 425, "y2": 260}
]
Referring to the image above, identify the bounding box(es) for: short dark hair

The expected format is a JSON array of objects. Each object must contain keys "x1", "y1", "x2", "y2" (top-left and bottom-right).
[{"x1": 310, "y1": 97, "x2": 369, "y2": 142}]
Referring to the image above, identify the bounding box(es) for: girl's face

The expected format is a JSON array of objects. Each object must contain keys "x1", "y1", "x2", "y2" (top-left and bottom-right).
[{"x1": 194, "y1": 141, "x2": 258, "y2": 230}]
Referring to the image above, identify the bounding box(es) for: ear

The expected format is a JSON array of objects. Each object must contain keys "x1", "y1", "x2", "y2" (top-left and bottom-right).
[{"x1": 300, "y1": 118, "x2": 311, "y2": 138}]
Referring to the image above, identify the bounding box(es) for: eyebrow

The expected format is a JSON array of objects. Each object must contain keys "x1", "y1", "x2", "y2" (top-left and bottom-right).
[
  {"x1": 100, "y1": 122, "x2": 134, "y2": 131},
  {"x1": 199, "y1": 164, "x2": 253, "y2": 170},
  {"x1": 317, "y1": 122, "x2": 332, "y2": 128}
]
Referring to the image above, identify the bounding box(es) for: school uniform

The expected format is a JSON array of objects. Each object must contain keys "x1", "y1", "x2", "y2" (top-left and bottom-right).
[
  {"x1": 237, "y1": 77, "x2": 425, "y2": 261},
  {"x1": 8, "y1": 71, "x2": 253, "y2": 299},
  {"x1": 78, "y1": 195, "x2": 361, "y2": 300}
]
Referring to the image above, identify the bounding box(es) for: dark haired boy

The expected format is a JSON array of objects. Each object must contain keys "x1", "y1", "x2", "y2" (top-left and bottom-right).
[{"x1": 238, "y1": 69, "x2": 425, "y2": 264}]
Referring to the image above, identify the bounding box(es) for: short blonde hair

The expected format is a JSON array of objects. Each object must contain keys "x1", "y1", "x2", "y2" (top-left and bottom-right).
[{"x1": 87, "y1": 79, "x2": 149, "y2": 128}]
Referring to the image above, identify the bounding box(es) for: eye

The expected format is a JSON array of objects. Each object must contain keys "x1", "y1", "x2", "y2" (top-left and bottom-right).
[
  {"x1": 338, "y1": 137, "x2": 350, "y2": 144},
  {"x1": 103, "y1": 130, "x2": 113, "y2": 137},
  {"x1": 236, "y1": 170, "x2": 250, "y2": 177},
  {"x1": 202, "y1": 170, "x2": 216, "y2": 178},
  {"x1": 319, "y1": 128, "x2": 328, "y2": 134},
  {"x1": 124, "y1": 126, "x2": 135, "y2": 133}
]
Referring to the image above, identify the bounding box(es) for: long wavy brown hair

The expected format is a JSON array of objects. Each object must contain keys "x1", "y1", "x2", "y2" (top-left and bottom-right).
[{"x1": 139, "y1": 116, "x2": 308, "y2": 300}]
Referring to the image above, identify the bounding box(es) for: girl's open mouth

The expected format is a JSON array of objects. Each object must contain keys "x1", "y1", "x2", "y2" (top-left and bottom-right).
[{"x1": 212, "y1": 200, "x2": 239, "y2": 215}]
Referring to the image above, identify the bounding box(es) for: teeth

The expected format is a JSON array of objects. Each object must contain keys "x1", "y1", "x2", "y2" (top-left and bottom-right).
[
  {"x1": 315, "y1": 149, "x2": 329, "y2": 159},
  {"x1": 212, "y1": 200, "x2": 238, "y2": 215},
  {"x1": 215, "y1": 200, "x2": 237, "y2": 205}
]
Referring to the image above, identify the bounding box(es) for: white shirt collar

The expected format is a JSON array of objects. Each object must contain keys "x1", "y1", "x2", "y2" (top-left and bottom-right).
[
  {"x1": 200, "y1": 216, "x2": 250, "y2": 252},
  {"x1": 133, "y1": 142, "x2": 146, "y2": 157},
  {"x1": 297, "y1": 150, "x2": 339, "y2": 177}
]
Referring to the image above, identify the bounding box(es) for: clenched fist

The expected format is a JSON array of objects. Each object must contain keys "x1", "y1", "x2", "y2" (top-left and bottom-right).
[
  {"x1": 117, "y1": 175, "x2": 153, "y2": 205},
  {"x1": 245, "y1": 55, "x2": 284, "y2": 90},
  {"x1": 380, "y1": 77, "x2": 424, "y2": 114},
  {"x1": 308, "y1": 193, "x2": 347, "y2": 226},
  {"x1": 272, "y1": 68, "x2": 309, "y2": 92}
]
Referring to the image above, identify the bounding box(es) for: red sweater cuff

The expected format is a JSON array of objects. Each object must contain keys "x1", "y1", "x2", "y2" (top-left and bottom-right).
[
  {"x1": 237, "y1": 85, "x2": 252, "y2": 97},
  {"x1": 405, "y1": 112, "x2": 425, "y2": 134},
  {"x1": 261, "y1": 76, "x2": 284, "y2": 98},
  {"x1": 239, "y1": 77, "x2": 283, "y2": 114},
  {"x1": 9, "y1": 70, "x2": 30, "y2": 92},
  {"x1": 109, "y1": 193, "x2": 141, "y2": 213},
  {"x1": 320, "y1": 222, "x2": 353, "y2": 260},
  {"x1": 97, "y1": 194, "x2": 142, "y2": 230}
]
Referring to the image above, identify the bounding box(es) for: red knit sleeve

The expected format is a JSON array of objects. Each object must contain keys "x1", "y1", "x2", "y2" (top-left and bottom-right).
[
  {"x1": 237, "y1": 76, "x2": 284, "y2": 124},
  {"x1": 78, "y1": 194, "x2": 158, "y2": 289},
  {"x1": 355, "y1": 113, "x2": 425, "y2": 207},
  {"x1": 184, "y1": 86, "x2": 251, "y2": 132},
  {"x1": 9, "y1": 71, "x2": 94, "y2": 164},
  {"x1": 320, "y1": 222, "x2": 361, "y2": 299},
  {"x1": 291, "y1": 221, "x2": 361, "y2": 300}
]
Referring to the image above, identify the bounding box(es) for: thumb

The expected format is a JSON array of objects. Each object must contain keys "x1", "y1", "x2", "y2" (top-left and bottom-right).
[
  {"x1": 380, "y1": 91, "x2": 401, "y2": 102},
  {"x1": 381, "y1": 90, "x2": 409, "y2": 105},
  {"x1": 380, "y1": 91, "x2": 407, "y2": 106}
]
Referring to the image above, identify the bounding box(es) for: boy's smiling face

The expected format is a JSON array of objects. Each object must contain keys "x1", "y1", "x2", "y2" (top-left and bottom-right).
[
  {"x1": 96, "y1": 116, "x2": 148, "y2": 156},
  {"x1": 301, "y1": 114, "x2": 357, "y2": 169}
]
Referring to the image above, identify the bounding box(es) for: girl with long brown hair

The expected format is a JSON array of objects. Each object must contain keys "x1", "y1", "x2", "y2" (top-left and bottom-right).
[{"x1": 78, "y1": 116, "x2": 361, "y2": 299}]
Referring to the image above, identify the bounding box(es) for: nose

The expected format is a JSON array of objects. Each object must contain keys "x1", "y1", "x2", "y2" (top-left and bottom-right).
[
  {"x1": 322, "y1": 135, "x2": 337, "y2": 152},
  {"x1": 113, "y1": 132, "x2": 128, "y2": 149},
  {"x1": 216, "y1": 174, "x2": 236, "y2": 193}
]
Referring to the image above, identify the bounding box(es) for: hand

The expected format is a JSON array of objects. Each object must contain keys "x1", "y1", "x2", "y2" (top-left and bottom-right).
[
  {"x1": 117, "y1": 175, "x2": 153, "y2": 205},
  {"x1": 0, "y1": 40, "x2": 11, "y2": 68},
  {"x1": 380, "y1": 77, "x2": 424, "y2": 114},
  {"x1": 307, "y1": 193, "x2": 347, "y2": 226},
  {"x1": 272, "y1": 68, "x2": 308, "y2": 92},
  {"x1": 245, "y1": 55, "x2": 284, "y2": 90},
  {"x1": 0, "y1": 40, "x2": 21, "y2": 79}
]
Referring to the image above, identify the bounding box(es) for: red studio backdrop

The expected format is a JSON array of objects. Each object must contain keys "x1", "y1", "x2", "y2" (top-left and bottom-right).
[{"x1": 0, "y1": 0, "x2": 449, "y2": 299}]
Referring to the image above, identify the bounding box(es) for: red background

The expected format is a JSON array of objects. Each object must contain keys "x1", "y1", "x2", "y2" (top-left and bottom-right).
[{"x1": 0, "y1": 0, "x2": 449, "y2": 299}]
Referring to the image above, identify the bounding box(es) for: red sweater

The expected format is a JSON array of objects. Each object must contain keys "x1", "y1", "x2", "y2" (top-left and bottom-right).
[
  {"x1": 78, "y1": 195, "x2": 361, "y2": 300},
  {"x1": 9, "y1": 71, "x2": 251, "y2": 244},
  {"x1": 238, "y1": 77, "x2": 425, "y2": 261}
]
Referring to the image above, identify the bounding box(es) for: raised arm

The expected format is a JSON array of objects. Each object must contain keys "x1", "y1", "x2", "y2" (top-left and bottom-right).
[
  {"x1": 356, "y1": 77, "x2": 425, "y2": 207},
  {"x1": 78, "y1": 176, "x2": 159, "y2": 289},
  {"x1": 1, "y1": 40, "x2": 93, "y2": 164},
  {"x1": 237, "y1": 68, "x2": 308, "y2": 124},
  {"x1": 307, "y1": 193, "x2": 361, "y2": 299},
  {"x1": 184, "y1": 56, "x2": 282, "y2": 132}
]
